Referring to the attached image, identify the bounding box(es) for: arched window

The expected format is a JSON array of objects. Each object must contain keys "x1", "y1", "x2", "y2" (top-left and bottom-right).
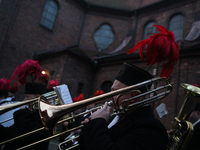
[
  {"x1": 101, "y1": 81, "x2": 113, "y2": 93},
  {"x1": 143, "y1": 21, "x2": 156, "y2": 39},
  {"x1": 169, "y1": 14, "x2": 184, "y2": 41},
  {"x1": 94, "y1": 24, "x2": 115, "y2": 50},
  {"x1": 40, "y1": 0, "x2": 58, "y2": 30}
]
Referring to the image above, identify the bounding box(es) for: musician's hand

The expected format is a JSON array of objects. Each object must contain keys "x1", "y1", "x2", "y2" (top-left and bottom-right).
[
  {"x1": 90, "y1": 102, "x2": 112, "y2": 122},
  {"x1": 167, "y1": 129, "x2": 174, "y2": 136},
  {"x1": 81, "y1": 118, "x2": 90, "y2": 125},
  {"x1": 20, "y1": 105, "x2": 27, "y2": 109},
  {"x1": 63, "y1": 121, "x2": 69, "y2": 127}
]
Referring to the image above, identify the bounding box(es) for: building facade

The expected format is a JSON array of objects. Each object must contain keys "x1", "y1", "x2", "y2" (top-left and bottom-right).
[{"x1": 1, "y1": 0, "x2": 200, "y2": 130}]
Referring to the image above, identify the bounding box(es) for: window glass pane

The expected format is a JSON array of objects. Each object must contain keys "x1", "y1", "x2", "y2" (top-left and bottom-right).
[
  {"x1": 94, "y1": 24, "x2": 115, "y2": 50},
  {"x1": 46, "y1": 5, "x2": 55, "y2": 14},
  {"x1": 169, "y1": 14, "x2": 184, "y2": 41},
  {"x1": 48, "y1": 23, "x2": 53, "y2": 30},
  {"x1": 102, "y1": 37, "x2": 109, "y2": 45},
  {"x1": 146, "y1": 27, "x2": 153, "y2": 35},
  {"x1": 99, "y1": 28, "x2": 105, "y2": 36},
  {"x1": 45, "y1": 12, "x2": 52, "y2": 20},
  {"x1": 143, "y1": 21, "x2": 156, "y2": 39},
  {"x1": 94, "y1": 36, "x2": 99, "y2": 42},
  {"x1": 40, "y1": 18, "x2": 45, "y2": 25},
  {"x1": 44, "y1": 4, "x2": 48, "y2": 10},
  {"x1": 101, "y1": 24, "x2": 111, "y2": 30},
  {"x1": 94, "y1": 30, "x2": 100, "y2": 36},
  {"x1": 40, "y1": 0, "x2": 58, "y2": 30},
  {"x1": 49, "y1": 1, "x2": 57, "y2": 9},
  {"x1": 42, "y1": 11, "x2": 47, "y2": 18},
  {"x1": 103, "y1": 30, "x2": 110, "y2": 37}
]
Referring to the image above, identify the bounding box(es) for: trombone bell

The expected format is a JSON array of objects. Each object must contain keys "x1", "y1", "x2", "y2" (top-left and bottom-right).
[{"x1": 167, "y1": 83, "x2": 200, "y2": 150}]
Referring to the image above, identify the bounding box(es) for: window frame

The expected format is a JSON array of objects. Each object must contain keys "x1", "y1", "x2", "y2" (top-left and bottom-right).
[
  {"x1": 168, "y1": 13, "x2": 184, "y2": 41},
  {"x1": 40, "y1": 0, "x2": 58, "y2": 31},
  {"x1": 143, "y1": 21, "x2": 156, "y2": 39},
  {"x1": 93, "y1": 23, "x2": 115, "y2": 50}
]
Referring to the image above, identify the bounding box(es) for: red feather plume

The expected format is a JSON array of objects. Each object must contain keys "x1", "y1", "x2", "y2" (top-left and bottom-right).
[
  {"x1": 94, "y1": 90, "x2": 104, "y2": 97},
  {"x1": 127, "y1": 25, "x2": 180, "y2": 78},
  {"x1": 72, "y1": 96, "x2": 78, "y2": 103},
  {"x1": 10, "y1": 82, "x2": 18, "y2": 92},
  {"x1": 77, "y1": 93, "x2": 84, "y2": 102},
  {"x1": 11, "y1": 59, "x2": 42, "y2": 86},
  {"x1": 0, "y1": 78, "x2": 11, "y2": 91},
  {"x1": 48, "y1": 79, "x2": 59, "y2": 90},
  {"x1": 73, "y1": 93, "x2": 84, "y2": 103}
]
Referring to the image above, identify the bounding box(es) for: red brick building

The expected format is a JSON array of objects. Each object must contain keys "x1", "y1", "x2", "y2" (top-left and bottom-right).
[{"x1": 1, "y1": 0, "x2": 200, "y2": 130}]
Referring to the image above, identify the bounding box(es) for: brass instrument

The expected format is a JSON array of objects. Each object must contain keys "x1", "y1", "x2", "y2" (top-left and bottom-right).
[
  {"x1": 0, "y1": 91, "x2": 60, "y2": 115},
  {"x1": 39, "y1": 77, "x2": 171, "y2": 135},
  {"x1": 167, "y1": 83, "x2": 200, "y2": 150},
  {"x1": 0, "y1": 77, "x2": 172, "y2": 150},
  {"x1": 58, "y1": 133, "x2": 80, "y2": 150}
]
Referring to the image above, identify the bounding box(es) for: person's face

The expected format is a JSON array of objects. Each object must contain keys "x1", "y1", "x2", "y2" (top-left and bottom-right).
[
  {"x1": 189, "y1": 111, "x2": 200, "y2": 123},
  {"x1": 111, "y1": 80, "x2": 132, "y2": 109},
  {"x1": 8, "y1": 92, "x2": 14, "y2": 97},
  {"x1": 24, "y1": 94, "x2": 39, "y2": 108},
  {"x1": 111, "y1": 80, "x2": 142, "y2": 110},
  {"x1": 24, "y1": 94, "x2": 38, "y2": 101}
]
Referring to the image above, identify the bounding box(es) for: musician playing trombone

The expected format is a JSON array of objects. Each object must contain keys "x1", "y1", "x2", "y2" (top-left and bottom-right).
[
  {"x1": 78, "y1": 62, "x2": 168, "y2": 150},
  {"x1": 0, "y1": 83, "x2": 50, "y2": 150}
]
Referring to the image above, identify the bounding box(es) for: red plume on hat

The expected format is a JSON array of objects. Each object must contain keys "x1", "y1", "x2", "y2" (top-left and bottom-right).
[
  {"x1": 72, "y1": 96, "x2": 78, "y2": 103},
  {"x1": 77, "y1": 93, "x2": 84, "y2": 101},
  {"x1": 10, "y1": 82, "x2": 18, "y2": 93},
  {"x1": 48, "y1": 79, "x2": 59, "y2": 90},
  {"x1": 94, "y1": 90, "x2": 104, "y2": 97},
  {"x1": 0, "y1": 78, "x2": 11, "y2": 91},
  {"x1": 11, "y1": 59, "x2": 42, "y2": 86},
  {"x1": 192, "y1": 84, "x2": 198, "y2": 87},
  {"x1": 72, "y1": 93, "x2": 84, "y2": 103},
  {"x1": 127, "y1": 25, "x2": 180, "y2": 78}
]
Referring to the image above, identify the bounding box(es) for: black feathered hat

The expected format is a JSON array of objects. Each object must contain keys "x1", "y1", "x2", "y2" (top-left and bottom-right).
[
  {"x1": 25, "y1": 83, "x2": 47, "y2": 95},
  {"x1": 11, "y1": 59, "x2": 47, "y2": 95},
  {"x1": 115, "y1": 62, "x2": 154, "y2": 92}
]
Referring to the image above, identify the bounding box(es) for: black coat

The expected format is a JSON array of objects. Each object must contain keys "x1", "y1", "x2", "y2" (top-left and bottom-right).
[
  {"x1": 185, "y1": 121, "x2": 200, "y2": 150},
  {"x1": 1, "y1": 109, "x2": 49, "y2": 150},
  {"x1": 78, "y1": 105, "x2": 168, "y2": 150}
]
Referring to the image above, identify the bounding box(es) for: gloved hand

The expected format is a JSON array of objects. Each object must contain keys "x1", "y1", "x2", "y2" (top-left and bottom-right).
[{"x1": 81, "y1": 102, "x2": 113, "y2": 125}]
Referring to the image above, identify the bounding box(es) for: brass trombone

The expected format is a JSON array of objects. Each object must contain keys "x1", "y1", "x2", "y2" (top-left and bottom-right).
[
  {"x1": 0, "y1": 91, "x2": 58, "y2": 115},
  {"x1": 0, "y1": 77, "x2": 172, "y2": 150}
]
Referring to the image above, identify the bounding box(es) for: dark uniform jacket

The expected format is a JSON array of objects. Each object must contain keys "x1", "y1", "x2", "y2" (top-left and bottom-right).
[
  {"x1": 185, "y1": 121, "x2": 200, "y2": 150},
  {"x1": 1, "y1": 109, "x2": 49, "y2": 150},
  {"x1": 78, "y1": 105, "x2": 168, "y2": 150}
]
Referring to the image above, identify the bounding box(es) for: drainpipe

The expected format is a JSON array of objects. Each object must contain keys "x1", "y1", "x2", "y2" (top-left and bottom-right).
[
  {"x1": 132, "y1": 0, "x2": 142, "y2": 47},
  {"x1": 78, "y1": 4, "x2": 89, "y2": 44}
]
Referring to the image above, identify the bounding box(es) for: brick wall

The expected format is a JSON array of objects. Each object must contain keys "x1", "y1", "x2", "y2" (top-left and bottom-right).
[
  {"x1": 0, "y1": 0, "x2": 84, "y2": 83},
  {"x1": 80, "y1": 12, "x2": 131, "y2": 53}
]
